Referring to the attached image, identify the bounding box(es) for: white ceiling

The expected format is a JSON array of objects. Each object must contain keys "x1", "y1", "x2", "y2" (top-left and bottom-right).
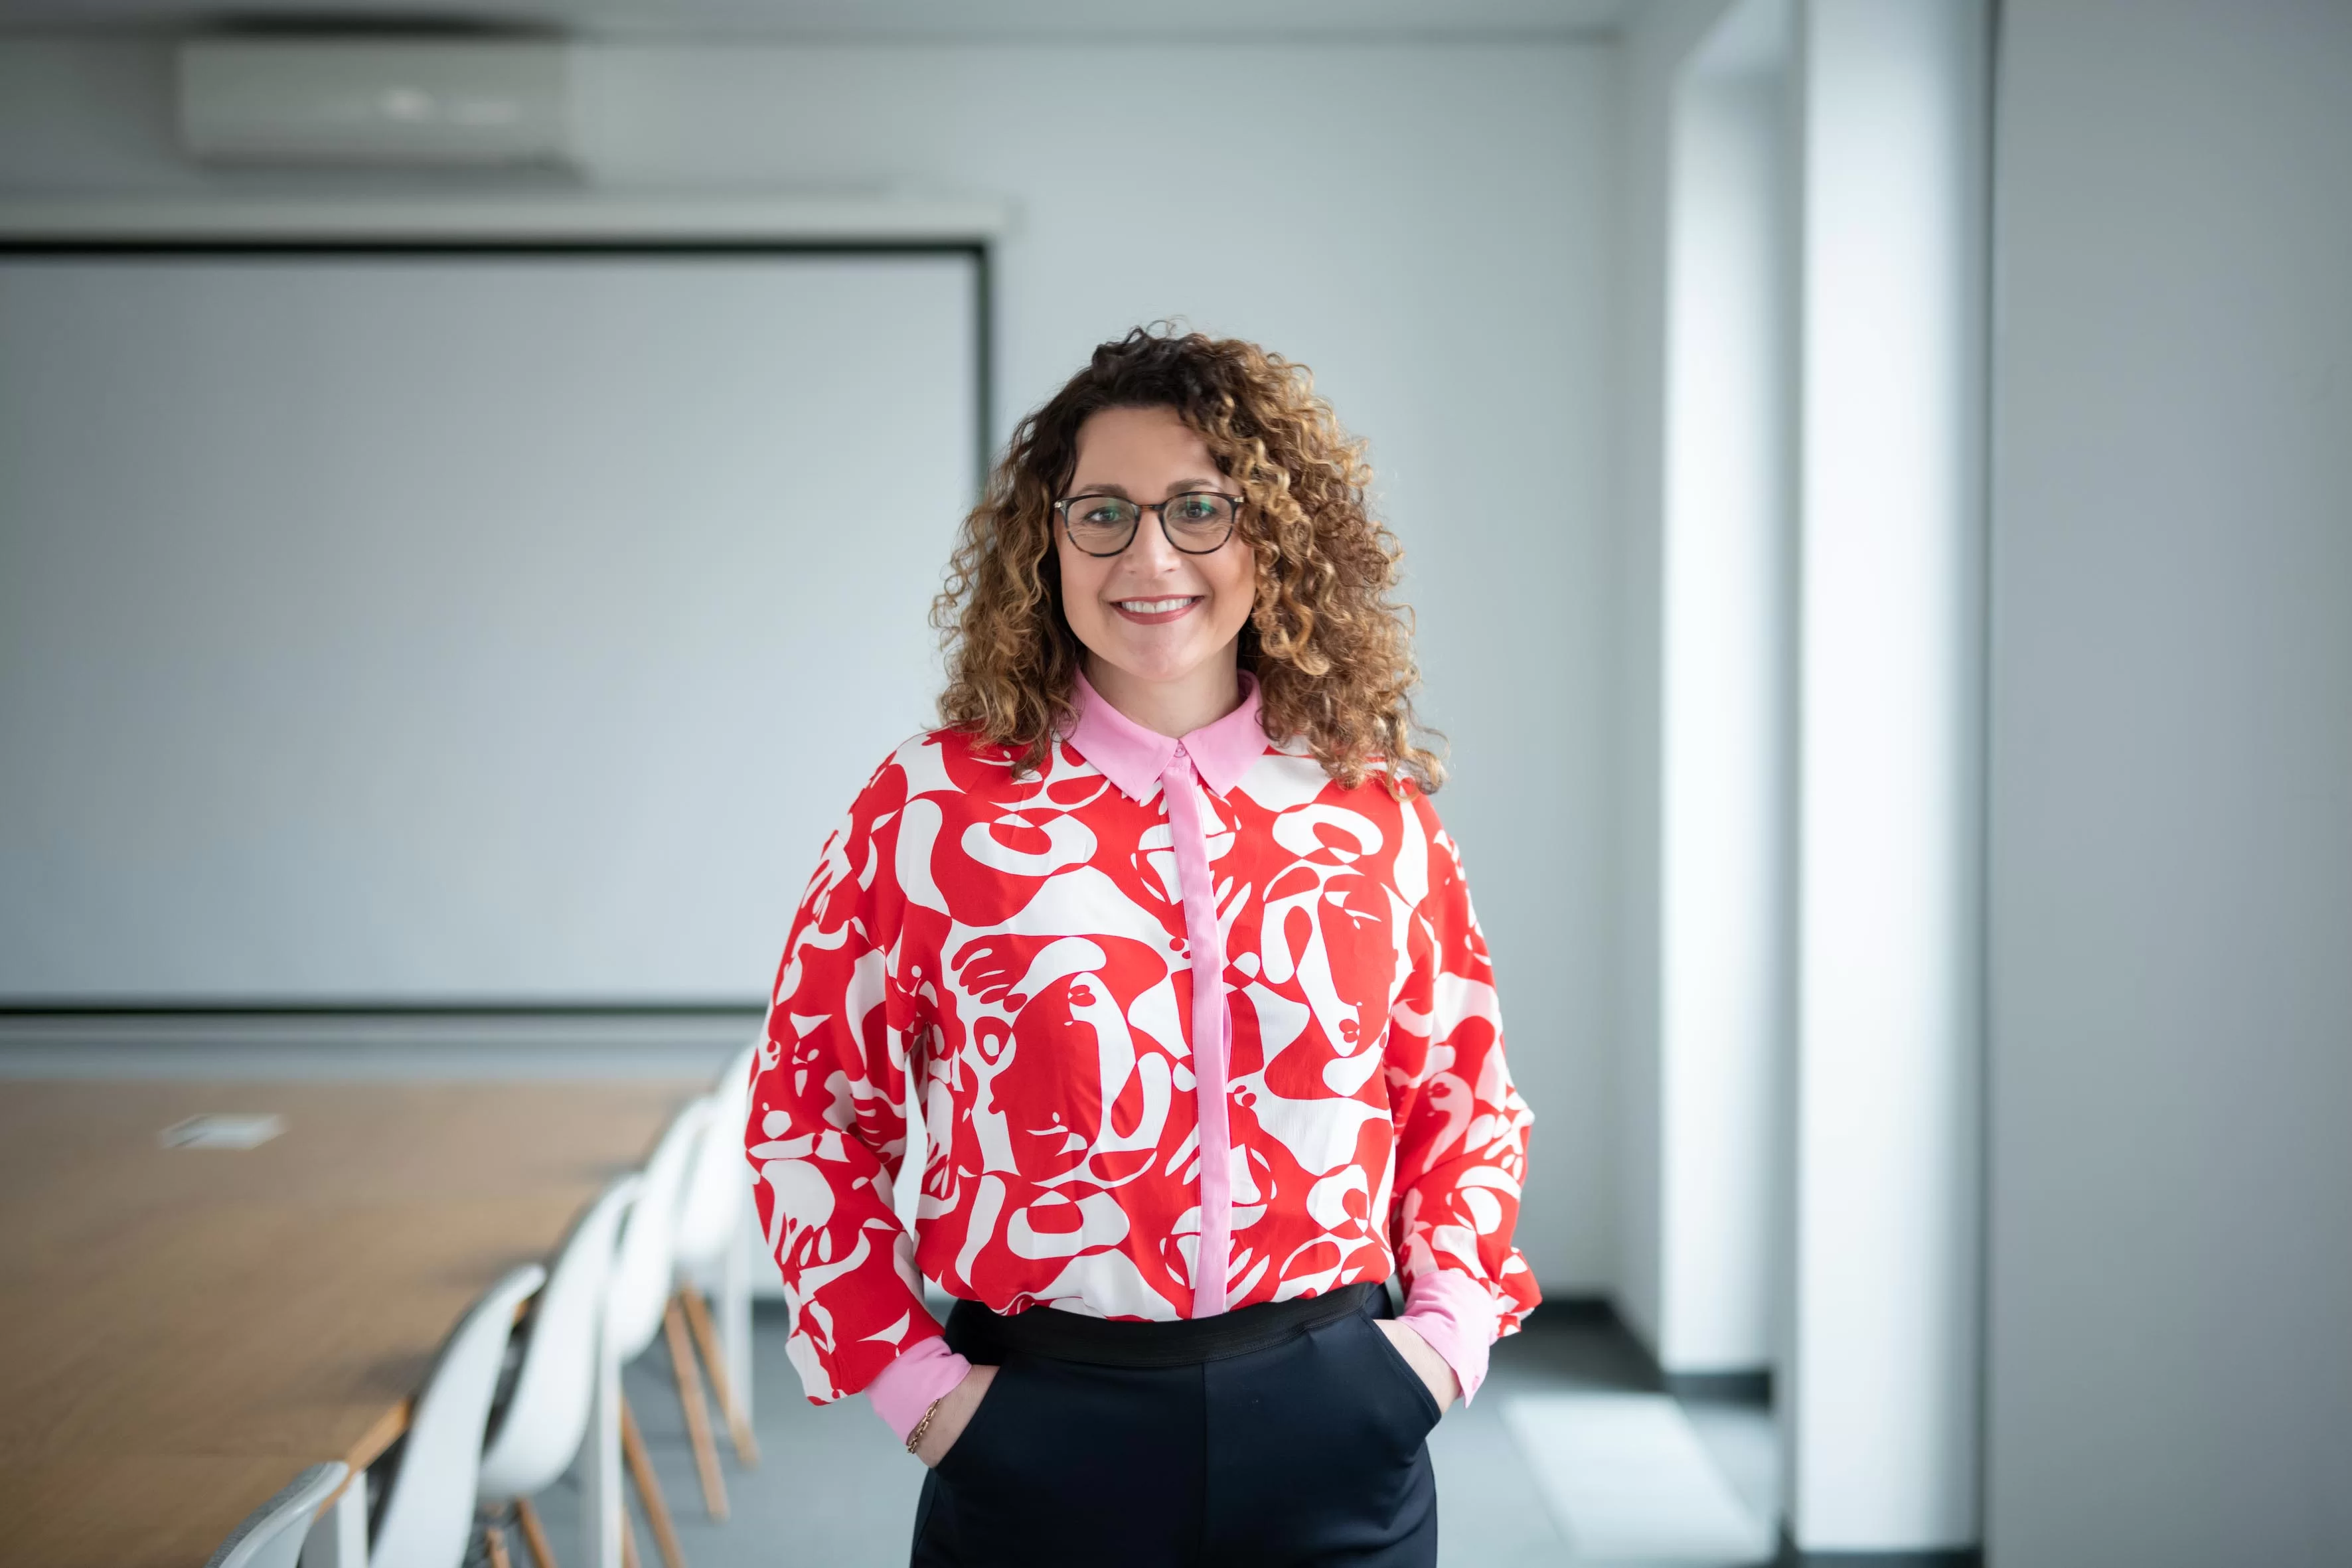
[{"x1": 0, "y1": 0, "x2": 1628, "y2": 39}]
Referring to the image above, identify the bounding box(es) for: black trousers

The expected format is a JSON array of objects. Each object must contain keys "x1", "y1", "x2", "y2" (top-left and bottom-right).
[{"x1": 909, "y1": 1285, "x2": 1441, "y2": 1567}]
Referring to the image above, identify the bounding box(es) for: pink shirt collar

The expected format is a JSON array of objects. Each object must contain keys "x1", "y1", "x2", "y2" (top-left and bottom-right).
[{"x1": 1067, "y1": 668, "x2": 1267, "y2": 801}]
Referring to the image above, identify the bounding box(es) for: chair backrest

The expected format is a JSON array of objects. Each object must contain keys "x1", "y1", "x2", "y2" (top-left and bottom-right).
[
  {"x1": 475, "y1": 1172, "x2": 642, "y2": 1504},
  {"x1": 367, "y1": 1263, "x2": 546, "y2": 1568},
  {"x1": 203, "y1": 1461, "x2": 349, "y2": 1568},
  {"x1": 603, "y1": 1097, "x2": 714, "y2": 1364},
  {"x1": 672, "y1": 1041, "x2": 759, "y2": 1275}
]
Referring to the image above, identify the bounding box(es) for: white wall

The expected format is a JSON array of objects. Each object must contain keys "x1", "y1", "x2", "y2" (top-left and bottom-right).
[
  {"x1": 0, "y1": 33, "x2": 1619, "y2": 1291},
  {"x1": 1988, "y1": 2, "x2": 2352, "y2": 1563}
]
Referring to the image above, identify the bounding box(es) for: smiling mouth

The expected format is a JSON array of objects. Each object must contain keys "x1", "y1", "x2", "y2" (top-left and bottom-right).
[{"x1": 1111, "y1": 595, "x2": 1203, "y2": 624}]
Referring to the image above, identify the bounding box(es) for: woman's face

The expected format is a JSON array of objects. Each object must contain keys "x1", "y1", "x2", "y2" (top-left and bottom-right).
[{"x1": 1055, "y1": 404, "x2": 1259, "y2": 695}]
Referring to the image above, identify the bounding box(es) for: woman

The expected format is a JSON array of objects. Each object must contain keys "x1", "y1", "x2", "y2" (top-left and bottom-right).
[{"x1": 746, "y1": 327, "x2": 1538, "y2": 1567}]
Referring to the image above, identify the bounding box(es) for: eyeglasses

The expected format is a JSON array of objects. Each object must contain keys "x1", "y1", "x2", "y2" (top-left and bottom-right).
[{"x1": 1052, "y1": 491, "x2": 1243, "y2": 557}]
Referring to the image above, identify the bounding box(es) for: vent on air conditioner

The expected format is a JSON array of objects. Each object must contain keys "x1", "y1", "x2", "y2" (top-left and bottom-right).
[{"x1": 177, "y1": 37, "x2": 576, "y2": 167}]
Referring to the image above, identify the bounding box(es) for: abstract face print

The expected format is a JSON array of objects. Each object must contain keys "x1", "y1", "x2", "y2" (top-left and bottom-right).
[{"x1": 747, "y1": 724, "x2": 1539, "y2": 1405}]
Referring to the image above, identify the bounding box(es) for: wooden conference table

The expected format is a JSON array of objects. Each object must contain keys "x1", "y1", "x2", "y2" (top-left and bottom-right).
[{"x1": 0, "y1": 1078, "x2": 699, "y2": 1568}]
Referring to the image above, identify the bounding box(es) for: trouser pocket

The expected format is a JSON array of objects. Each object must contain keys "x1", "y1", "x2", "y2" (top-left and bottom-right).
[
  {"x1": 1355, "y1": 1306, "x2": 1446, "y2": 1435},
  {"x1": 915, "y1": 1356, "x2": 1201, "y2": 1568},
  {"x1": 1198, "y1": 1311, "x2": 1442, "y2": 1565}
]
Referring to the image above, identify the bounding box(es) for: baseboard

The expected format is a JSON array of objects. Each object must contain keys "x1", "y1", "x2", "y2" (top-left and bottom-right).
[
  {"x1": 0, "y1": 1006, "x2": 759, "y2": 1079},
  {"x1": 1526, "y1": 1293, "x2": 1620, "y2": 1326},
  {"x1": 1664, "y1": 1367, "x2": 1774, "y2": 1405},
  {"x1": 1776, "y1": 1528, "x2": 1982, "y2": 1567},
  {"x1": 1563, "y1": 1296, "x2": 1776, "y2": 1407}
]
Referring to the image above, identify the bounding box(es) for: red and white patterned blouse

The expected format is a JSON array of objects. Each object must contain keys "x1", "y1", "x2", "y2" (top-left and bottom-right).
[{"x1": 745, "y1": 673, "x2": 1540, "y2": 1439}]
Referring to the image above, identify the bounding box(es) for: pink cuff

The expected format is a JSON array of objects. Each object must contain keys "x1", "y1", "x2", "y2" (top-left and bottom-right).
[
  {"x1": 862, "y1": 1335, "x2": 975, "y2": 1444},
  {"x1": 1398, "y1": 1271, "x2": 1500, "y2": 1405}
]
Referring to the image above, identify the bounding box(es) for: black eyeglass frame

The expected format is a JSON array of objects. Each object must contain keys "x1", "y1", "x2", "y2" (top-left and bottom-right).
[{"x1": 1051, "y1": 491, "x2": 1247, "y2": 557}]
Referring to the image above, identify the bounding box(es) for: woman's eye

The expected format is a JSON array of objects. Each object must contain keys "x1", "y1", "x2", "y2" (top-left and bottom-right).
[
  {"x1": 1173, "y1": 497, "x2": 1219, "y2": 520},
  {"x1": 1081, "y1": 503, "x2": 1129, "y2": 525}
]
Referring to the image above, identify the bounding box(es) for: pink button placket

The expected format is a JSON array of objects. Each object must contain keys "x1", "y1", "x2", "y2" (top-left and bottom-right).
[
  {"x1": 1160, "y1": 745, "x2": 1232, "y2": 1318},
  {"x1": 867, "y1": 674, "x2": 1270, "y2": 1437}
]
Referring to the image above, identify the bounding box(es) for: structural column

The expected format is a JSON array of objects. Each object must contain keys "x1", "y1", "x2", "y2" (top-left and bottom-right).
[
  {"x1": 1787, "y1": 0, "x2": 1988, "y2": 1555},
  {"x1": 1656, "y1": 0, "x2": 1796, "y2": 1383}
]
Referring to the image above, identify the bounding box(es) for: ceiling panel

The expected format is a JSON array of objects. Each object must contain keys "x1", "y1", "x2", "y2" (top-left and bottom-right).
[{"x1": 0, "y1": 0, "x2": 1626, "y2": 40}]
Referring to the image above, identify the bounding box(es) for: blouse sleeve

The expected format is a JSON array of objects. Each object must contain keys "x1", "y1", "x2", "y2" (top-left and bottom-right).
[
  {"x1": 745, "y1": 755, "x2": 967, "y2": 1415},
  {"x1": 1385, "y1": 789, "x2": 1542, "y2": 1402}
]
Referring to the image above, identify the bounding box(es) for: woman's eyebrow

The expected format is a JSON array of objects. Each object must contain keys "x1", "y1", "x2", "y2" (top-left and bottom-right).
[{"x1": 1065, "y1": 478, "x2": 1227, "y2": 498}]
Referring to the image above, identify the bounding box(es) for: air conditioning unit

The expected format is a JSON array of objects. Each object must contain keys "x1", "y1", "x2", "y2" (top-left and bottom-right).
[{"x1": 177, "y1": 38, "x2": 576, "y2": 167}]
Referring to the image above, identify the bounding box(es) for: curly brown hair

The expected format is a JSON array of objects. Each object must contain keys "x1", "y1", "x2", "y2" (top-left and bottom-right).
[{"x1": 932, "y1": 326, "x2": 1444, "y2": 795}]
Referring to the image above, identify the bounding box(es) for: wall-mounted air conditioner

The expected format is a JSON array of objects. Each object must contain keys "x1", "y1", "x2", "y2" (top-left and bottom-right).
[{"x1": 177, "y1": 38, "x2": 575, "y2": 167}]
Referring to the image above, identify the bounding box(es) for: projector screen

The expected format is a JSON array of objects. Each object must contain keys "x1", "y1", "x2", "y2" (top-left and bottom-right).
[{"x1": 0, "y1": 250, "x2": 979, "y2": 1003}]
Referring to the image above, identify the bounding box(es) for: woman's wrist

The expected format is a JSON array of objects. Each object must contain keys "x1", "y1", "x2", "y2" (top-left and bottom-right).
[
  {"x1": 866, "y1": 1336, "x2": 975, "y2": 1444},
  {"x1": 903, "y1": 1395, "x2": 947, "y2": 1454},
  {"x1": 1397, "y1": 1272, "x2": 1497, "y2": 1405},
  {"x1": 910, "y1": 1362, "x2": 996, "y2": 1466},
  {"x1": 1378, "y1": 1318, "x2": 1462, "y2": 1411}
]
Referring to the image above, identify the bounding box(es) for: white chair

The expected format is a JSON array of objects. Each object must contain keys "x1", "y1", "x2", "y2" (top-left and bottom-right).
[
  {"x1": 205, "y1": 1461, "x2": 349, "y2": 1568},
  {"x1": 475, "y1": 1174, "x2": 642, "y2": 1568},
  {"x1": 667, "y1": 1042, "x2": 763, "y2": 1500},
  {"x1": 588, "y1": 1097, "x2": 715, "y2": 1568},
  {"x1": 364, "y1": 1263, "x2": 548, "y2": 1568}
]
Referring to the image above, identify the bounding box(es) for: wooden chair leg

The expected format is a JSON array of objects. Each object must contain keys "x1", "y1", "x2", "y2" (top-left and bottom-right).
[
  {"x1": 620, "y1": 1394, "x2": 690, "y2": 1568},
  {"x1": 485, "y1": 1522, "x2": 516, "y2": 1568},
  {"x1": 664, "y1": 1296, "x2": 730, "y2": 1520},
  {"x1": 620, "y1": 1520, "x2": 642, "y2": 1568},
  {"x1": 680, "y1": 1285, "x2": 759, "y2": 1467},
  {"x1": 514, "y1": 1497, "x2": 558, "y2": 1568}
]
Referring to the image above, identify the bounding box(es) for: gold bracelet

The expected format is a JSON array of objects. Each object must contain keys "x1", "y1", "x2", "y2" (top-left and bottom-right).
[{"x1": 904, "y1": 1394, "x2": 947, "y2": 1455}]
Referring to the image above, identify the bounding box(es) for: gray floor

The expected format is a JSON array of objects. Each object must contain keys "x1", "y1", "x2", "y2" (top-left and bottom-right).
[{"x1": 507, "y1": 1303, "x2": 1776, "y2": 1568}]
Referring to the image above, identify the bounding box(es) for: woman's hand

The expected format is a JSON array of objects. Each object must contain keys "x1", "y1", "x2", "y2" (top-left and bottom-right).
[
  {"x1": 913, "y1": 1363, "x2": 998, "y2": 1468},
  {"x1": 1377, "y1": 1320, "x2": 1461, "y2": 1413}
]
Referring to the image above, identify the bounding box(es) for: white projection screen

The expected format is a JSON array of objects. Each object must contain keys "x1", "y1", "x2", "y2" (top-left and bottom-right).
[{"x1": 0, "y1": 248, "x2": 980, "y2": 1003}]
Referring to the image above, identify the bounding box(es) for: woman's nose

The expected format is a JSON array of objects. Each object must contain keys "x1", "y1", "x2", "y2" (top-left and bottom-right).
[{"x1": 1123, "y1": 512, "x2": 1184, "y2": 572}]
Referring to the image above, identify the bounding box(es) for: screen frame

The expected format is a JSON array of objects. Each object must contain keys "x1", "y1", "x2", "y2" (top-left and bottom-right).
[{"x1": 0, "y1": 235, "x2": 993, "y2": 1022}]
